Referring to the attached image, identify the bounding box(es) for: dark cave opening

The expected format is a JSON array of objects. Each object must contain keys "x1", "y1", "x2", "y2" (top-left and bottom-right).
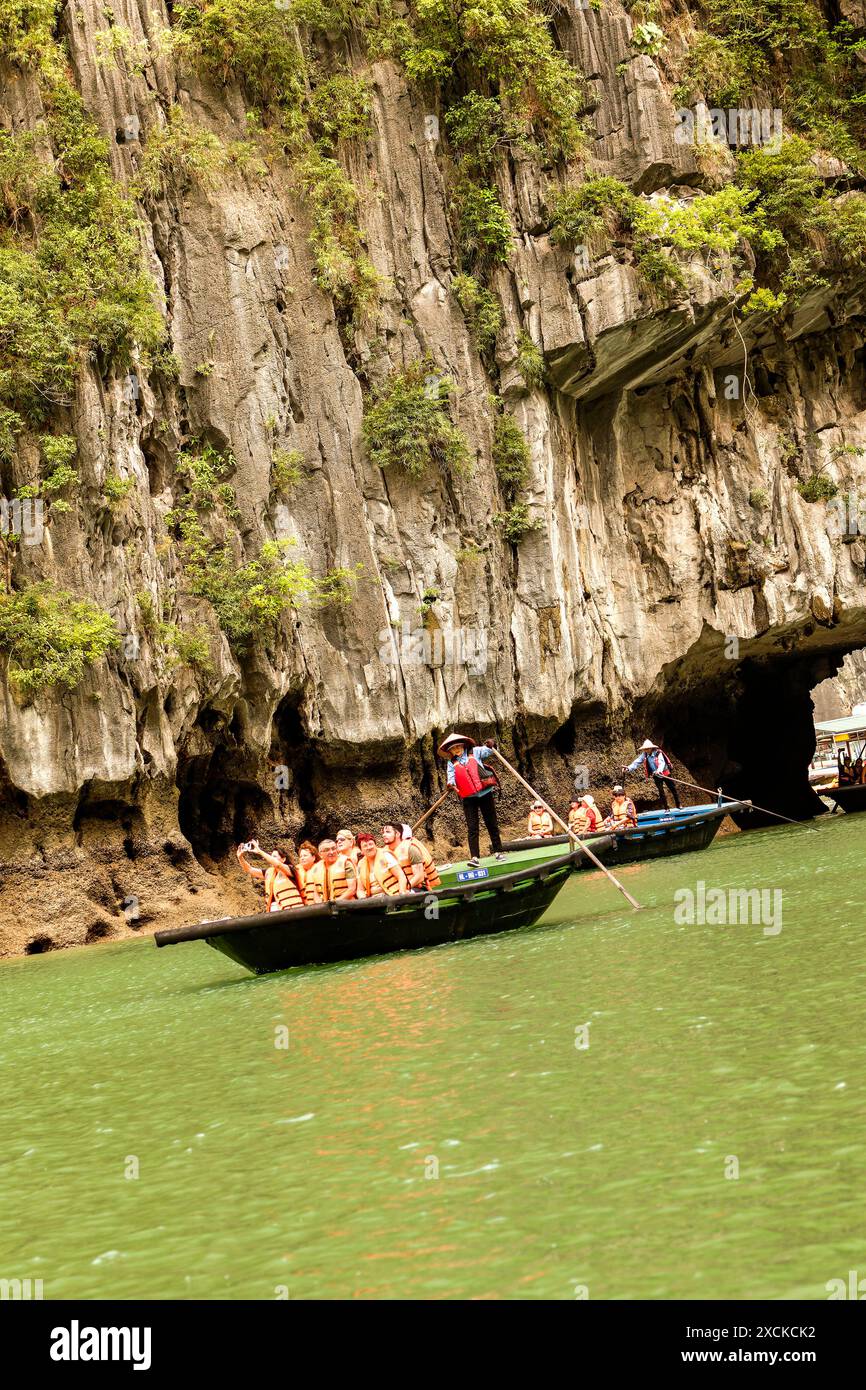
[
  {"x1": 73, "y1": 798, "x2": 143, "y2": 833},
  {"x1": 72, "y1": 795, "x2": 149, "y2": 855},
  {"x1": 642, "y1": 645, "x2": 863, "y2": 826},
  {"x1": 270, "y1": 691, "x2": 315, "y2": 818},
  {"x1": 25, "y1": 936, "x2": 54, "y2": 955},
  {"x1": 177, "y1": 748, "x2": 273, "y2": 866}
]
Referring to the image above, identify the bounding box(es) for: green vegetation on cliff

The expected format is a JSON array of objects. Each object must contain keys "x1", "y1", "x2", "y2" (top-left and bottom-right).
[
  {"x1": 400, "y1": 0, "x2": 584, "y2": 164},
  {"x1": 0, "y1": 12, "x2": 163, "y2": 445},
  {"x1": 675, "y1": 2, "x2": 866, "y2": 168},
  {"x1": 493, "y1": 499, "x2": 539, "y2": 544},
  {"x1": 492, "y1": 411, "x2": 531, "y2": 493},
  {"x1": 549, "y1": 176, "x2": 778, "y2": 294},
  {"x1": 452, "y1": 273, "x2": 502, "y2": 356},
  {"x1": 0, "y1": 582, "x2": 119, "y2": 697},
  {"x1": 549, "y1": 140, "x2": 866, "y2": 309},
  {"x1": 490, "y1": 404, "x2": 538, "y2": 544},
  {"x1": 171, "y1": 1, "x2": 379, "y2": 317},
  {"x1": 363, "y1": 362, "x2": 472, "y2": 478},
  {"x1": 166, "y1": 440, "x2": 355, "y2": 651}
]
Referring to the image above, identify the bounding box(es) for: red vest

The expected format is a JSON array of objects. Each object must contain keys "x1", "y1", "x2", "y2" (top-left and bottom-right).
[{"x1": 452, "y1": 756, "x2": 497, "y2": 799}]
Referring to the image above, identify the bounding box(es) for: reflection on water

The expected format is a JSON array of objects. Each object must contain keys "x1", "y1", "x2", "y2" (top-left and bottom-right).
[{"x1": 1, "y1": 815, "x2": 863, "y2": 1299}]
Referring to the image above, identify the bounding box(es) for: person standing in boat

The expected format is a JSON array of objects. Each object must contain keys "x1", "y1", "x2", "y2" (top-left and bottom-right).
[
  {"x1": 625, "y1": 738, "x2": 681, "y2": 809},
  {"x1": 440, "y1": 733, "x2": 507, "y2": 868},
  {"x1": 604, "y1": 786, "x2": 638, "y2": 830},
  {"x1": 527, "y1": 801, "x2": 554, "y2": 837},
  {"x1": 355, "y1": 831, "x2": 409, "y2": 896}
]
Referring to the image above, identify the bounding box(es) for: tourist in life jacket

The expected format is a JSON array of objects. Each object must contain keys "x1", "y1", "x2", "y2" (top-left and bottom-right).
[
  {"x1": 335, "y1": 829, "x2": 361, "y2": 865},
  {"x1": 355, "y1": 831, "x2": 409, "y2": 897},
  {"x1": 604, "y1": 785, "x2": 638, "y2": 831},
  {"x1": 527, "y1": 801, "x2": 554, "y2": 837},
  {"x1": 625, "y1": 738, "x2": 681, "y2": 808},
  {"x1": 568, "y1": 794, "x2": 600, "y2": 835},
  {"x1": 382, "y1": 822, "x2": 442, "y2": 891},
  {"x1": 236, "y1": 841, "x2": 305, "y2": 912},
  {"x1": 308, "y1": 838, "x2": 358, "y2": 902},
  {"x1": 439, "y1": 732, "x2": 506, "y2": 867},
  {"x1": 296, "y1": 840, "x2": 320, "y2": 905}
]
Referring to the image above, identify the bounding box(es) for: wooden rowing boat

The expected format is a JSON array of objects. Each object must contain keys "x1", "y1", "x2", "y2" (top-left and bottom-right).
[
  {"x1": 154, "y1": 843, "x2": 602, "y2": 975},
  {"x1": 822, "y1": 782, "x2": 866, "y2": 813},
  {"x1": 496, "y1": 801, "x2": 751, "y2": 869},
  {"x1": 814, "y1": 716, "x2": 866, "y2": 812}
]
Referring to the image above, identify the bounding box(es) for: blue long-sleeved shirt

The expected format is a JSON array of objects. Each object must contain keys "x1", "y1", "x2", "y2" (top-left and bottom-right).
[
  {"x1": 446, "y1": 744, "x2": 496, "y2": 797},
  {"x1": 627, "y1": 748, "x2": 671, "y2": 777}
]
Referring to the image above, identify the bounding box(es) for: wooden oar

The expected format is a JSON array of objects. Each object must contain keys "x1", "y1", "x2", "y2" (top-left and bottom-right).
[
  {"x1": 411, "y1": 788, "x2": 451, "y2": 834},
  {"x1": 666, "y1": 775, "x2": 798, "y2": 826},
  {"x1": 486, "y1": 748, "x2": 642, "y2": 911}
]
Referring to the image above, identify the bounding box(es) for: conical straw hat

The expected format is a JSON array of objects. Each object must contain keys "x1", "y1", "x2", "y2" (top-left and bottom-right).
[{"x1": 438, "y1": 732, "x2": 473, "y2": 756}]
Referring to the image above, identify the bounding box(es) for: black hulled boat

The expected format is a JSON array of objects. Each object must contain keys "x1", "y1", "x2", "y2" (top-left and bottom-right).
[
  {"x1": 501, "y1": 801, "x2": 751, "y2": 865},
  {"x1": 154, "y1": 842, "x2": 609, "y2": 975}
]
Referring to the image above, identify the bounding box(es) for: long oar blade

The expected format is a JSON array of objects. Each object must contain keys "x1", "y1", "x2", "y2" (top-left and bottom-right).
[{"x1": 487, "y1": 748, "x2": 642, "y2": 911}]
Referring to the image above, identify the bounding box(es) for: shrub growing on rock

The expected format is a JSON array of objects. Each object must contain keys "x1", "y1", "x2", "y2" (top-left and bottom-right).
[
  {"x1": 454, "y1": 181, "x2": 513, "y2": 269},
  {"x1": 168, "y1": 440, "x2": 355, "y2": 650},
  {"x1": 400, "y1": 0, "x2": 585, "y2": 163},
  {"x1": 493, "y1": 500, "x2": 539, "y2": 544},
  {"x1": 549, "y1": 177, "x2": 636, "y2": 246},
  {"x1": 362, "y1": 362, "x2": 472, "y2": 478},
  {"x1": 136, "y1": 106, "x2": 226, "y2": 200},
  {"x1": 452, "y1": 273, "x2": 502, "y2": 355},
  {"x1": 0, "y1": 583, "x2": 119, "y2": 697},
  {"x1": 0, "y1": 72, "x2": 163, "y2": 438},
  {"x1": 492, "y1": 413, "x2": 531, "y2": 494},
  {"x1": 797, "y1": 472, "x2": 838, "y2": 502},
  {"x1": 516, "y1": 332, "x2": 545, "y2": 389}
]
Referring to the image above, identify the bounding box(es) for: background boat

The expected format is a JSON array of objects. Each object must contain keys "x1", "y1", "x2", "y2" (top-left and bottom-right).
[
  {"x1": 496, "y1": 801, "x2": 751, "y2": 868},
  {"x1": 823, "y1": 782, "x2": 866, "y2": 812},
  {"x1": 813, "y1": 716, "x2": 866, "y2": 811}
]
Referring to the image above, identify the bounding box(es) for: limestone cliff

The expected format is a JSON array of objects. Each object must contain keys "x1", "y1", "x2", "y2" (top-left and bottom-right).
[{"x1": 3, "y1": 0, "x2": 866, "y2": 954}]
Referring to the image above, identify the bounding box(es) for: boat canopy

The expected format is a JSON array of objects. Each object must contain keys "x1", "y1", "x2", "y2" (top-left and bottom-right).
[{"x1": 814, "y1": 717, "x2": 866, "y2": 741}]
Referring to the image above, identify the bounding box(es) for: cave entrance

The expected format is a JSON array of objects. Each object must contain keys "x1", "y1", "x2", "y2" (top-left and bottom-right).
[
  {"x1": 177, "y1": 745, "x2": 273, "y2": 867},
  {"x1": 642, "y1": 639, "x2": 866, "y2": 826}
]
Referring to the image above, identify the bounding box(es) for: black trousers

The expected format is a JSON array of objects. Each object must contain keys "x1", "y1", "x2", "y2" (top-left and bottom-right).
[
  {"x1": 462, "y1": 792, "x2": 503, "y2": 858},
  {"x1": 653, "y1": 773, "x2": 681, "y2": 808}
]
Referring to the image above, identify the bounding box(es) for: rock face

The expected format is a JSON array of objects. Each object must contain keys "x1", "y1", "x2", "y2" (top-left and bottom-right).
[{"x1": 3, "y1": 2, "x2": 866, "y2": 954}]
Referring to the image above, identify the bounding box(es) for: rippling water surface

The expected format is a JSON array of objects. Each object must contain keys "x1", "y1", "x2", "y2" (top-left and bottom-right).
[{"x1": 2, "y1": 815, "x2": 864, "y2": 1299}]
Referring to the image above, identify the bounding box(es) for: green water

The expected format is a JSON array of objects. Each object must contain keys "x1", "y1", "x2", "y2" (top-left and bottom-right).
[{"x1": 2, "y1": 815, "x2": 864, "y2": 1301}]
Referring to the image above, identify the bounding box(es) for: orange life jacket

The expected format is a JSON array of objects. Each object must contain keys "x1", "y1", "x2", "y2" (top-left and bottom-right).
[
  {"x1": 396, "y1": 837, "x2": 441, "y2": 890},
  {"x1": 609, "y1": 795, "x2": 637, "y2": 828},
  {"x1": 569, "y1": 806, "x2": 599, "y2": 835},
  {"x1": 296, "y1": 862, "x2": 319, "y2": 905},
  {"x1": 528, "y1": 809, "x2": 553, "y2": 836},
  {"x1": 357, "y1": 850, "x2": 405, "y2": 897},
  {"x1": 265, "y1": 864, "x2": 305, "y2": 912},
  {"x1": 452, "y1": 755, "x2": 498, "y2": 799},
  {"x1": 309, "y1": 855, "x2": 356, "y2": 902}
]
